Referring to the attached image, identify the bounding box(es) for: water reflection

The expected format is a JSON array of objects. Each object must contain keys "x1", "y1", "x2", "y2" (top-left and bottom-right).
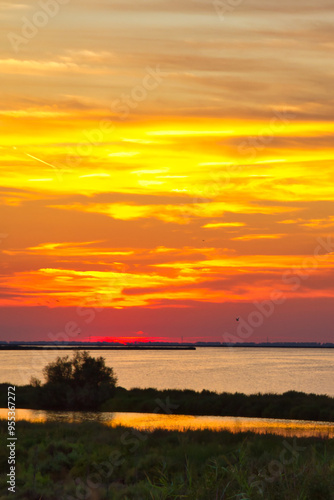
[
  {"x1": 0, "y1": 408, "x2": 333, "y2": 438},
  {"x1": 2, "y1": 348, "x2": 334, "y2": 396}
]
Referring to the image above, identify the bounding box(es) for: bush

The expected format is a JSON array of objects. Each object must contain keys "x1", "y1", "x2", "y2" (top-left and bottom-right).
[{"x1": 38, "y1": 351, "x2": 117, "y2": 410}]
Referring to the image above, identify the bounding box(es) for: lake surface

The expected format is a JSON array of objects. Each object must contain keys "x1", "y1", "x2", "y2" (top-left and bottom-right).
[
  {"x1": 1, "y1": 348, "x2": 333, "y2": 396},
  {"x1": 0, "y1": 408, "x2": 333, "y2": 438}
]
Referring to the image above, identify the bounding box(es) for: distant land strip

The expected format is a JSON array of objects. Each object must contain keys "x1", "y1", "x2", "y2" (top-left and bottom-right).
[
  {"x1": 0, "y1": 342, "x2": 333, "y2": 350},
  {"x1": 0, "y1": 344, "x2": 196, "y2": 351}
]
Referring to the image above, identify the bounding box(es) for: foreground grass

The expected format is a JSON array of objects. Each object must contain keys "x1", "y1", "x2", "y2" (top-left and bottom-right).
[
  {"x1": 0, "y1": 420, "x2": 333, "y2": 499},
  {"x1": 1, "y1": 383, "x2": 334, "y2": 421}
]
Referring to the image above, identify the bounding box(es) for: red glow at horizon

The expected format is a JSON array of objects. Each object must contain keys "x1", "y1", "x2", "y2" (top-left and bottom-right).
[{"x1": 82, "y1": 336, "x2": 167, "y2": 344}]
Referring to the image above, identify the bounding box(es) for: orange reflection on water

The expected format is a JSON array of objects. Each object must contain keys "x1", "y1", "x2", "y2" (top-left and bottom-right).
[
  {"x1": 108, "y1": 412, "x2": 334, "y2": 438},
  {"x1": 1, "y1": 408, "x2": 333, "y2": 438}
]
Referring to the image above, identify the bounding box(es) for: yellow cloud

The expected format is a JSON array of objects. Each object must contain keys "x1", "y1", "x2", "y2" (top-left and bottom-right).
[
  {"x1": 231, "y1": 234, "x2": 285, "y2": 241},
  {"x1": 202, "y1": 222, "x2": 246, "y2": 229}
]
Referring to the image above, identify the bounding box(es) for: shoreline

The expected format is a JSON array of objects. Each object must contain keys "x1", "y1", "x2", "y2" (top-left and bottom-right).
[
  {"x1": 1, "y1": 343, "x2": 334, "y2": 350},
  {"x1": 1, "y1": 384, "x2": 333, "y2": 422},
  {"x1": 0, "y1": 345, "x2": 196, "y2": 350}
]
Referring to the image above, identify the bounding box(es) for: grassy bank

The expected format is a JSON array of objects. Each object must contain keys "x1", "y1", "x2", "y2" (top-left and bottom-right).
[
  {"x1": 0, "y1": 419, "x2": 333, "y2": 499},
  {"x1": 102, "y1": 387, "x2": 334, "y2": 422},
  {"x1": 1, "y1": 384, "x2": 334, "y2": 421}
]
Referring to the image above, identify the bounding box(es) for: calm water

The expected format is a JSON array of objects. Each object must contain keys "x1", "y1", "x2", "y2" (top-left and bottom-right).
[
  {"x1": 0, "y1": 408, "x2": 333, "y2": 438},
  {"x1": 1, "y1": 348, "x2": 333, "y2": 396}
]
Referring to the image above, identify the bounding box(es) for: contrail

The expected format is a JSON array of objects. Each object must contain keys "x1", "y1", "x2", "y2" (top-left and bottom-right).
[
  {"x1": 24, "y1": 152, "x2": 60, "y2": 170},
  {"x1": 11, "y1": 147, "x2": 65, "y2": 180}
]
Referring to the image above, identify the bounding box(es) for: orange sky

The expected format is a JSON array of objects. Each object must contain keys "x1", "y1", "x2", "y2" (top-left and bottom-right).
[{"x1": 1, "y1": 1, "x2": 334, "y2": 342}]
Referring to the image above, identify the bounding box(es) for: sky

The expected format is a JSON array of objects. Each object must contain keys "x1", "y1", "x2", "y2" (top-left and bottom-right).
[{"x1": 1, "y1": 0, "x2": 334, "y2": 343}]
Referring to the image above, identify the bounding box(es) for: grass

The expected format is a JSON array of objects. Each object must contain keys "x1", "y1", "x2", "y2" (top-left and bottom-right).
[{"x1": 0, "y1": 419, "x2": 333, "y2": 499}]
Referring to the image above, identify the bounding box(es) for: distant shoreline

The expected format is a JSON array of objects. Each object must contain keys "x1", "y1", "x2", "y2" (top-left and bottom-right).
[
  {"x1": 0, "y1": 345, "x2": 196, "y2": 350},
  {"x1": 0, "y1": 342, "x2": 333, "y2": 350}
]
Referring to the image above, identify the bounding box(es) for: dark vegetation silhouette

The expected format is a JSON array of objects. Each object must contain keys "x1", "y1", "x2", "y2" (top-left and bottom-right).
[
  {"x1": 31, "y1": 351, "x2": 117, "y2": 410},
  {"x1": 102, "y1": 387, "x2": 334, "y2": 422},
  {"x1": 1, "y1": 383, "x2": 333, "y2": 420},
  {"x1": 0, "y1": 420, "x2": 333, "y2": 499}
]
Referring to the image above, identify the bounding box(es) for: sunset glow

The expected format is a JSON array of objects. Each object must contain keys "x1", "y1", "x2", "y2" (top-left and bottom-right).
[{"x1": 1, "y1": 1, "x2": 334, "y2": 342}]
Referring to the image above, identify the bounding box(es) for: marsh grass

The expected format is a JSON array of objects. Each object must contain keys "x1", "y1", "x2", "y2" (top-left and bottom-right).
[
  {"x1": 1, "y1": 384, "x2": 333, "y2": 421},
  {"x1": 0, "y1": 420, "x2": 333, "y2": 499}
]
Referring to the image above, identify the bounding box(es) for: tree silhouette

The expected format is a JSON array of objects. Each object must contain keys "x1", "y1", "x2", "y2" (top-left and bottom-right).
[{"x1": 41, "y1": 351, "x2": 117, "y2": 410}]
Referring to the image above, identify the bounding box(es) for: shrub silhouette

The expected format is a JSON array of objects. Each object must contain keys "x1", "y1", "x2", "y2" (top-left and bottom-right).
[{"x1": 40, "y1": 351, "x2": 117, "y2": 410}]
